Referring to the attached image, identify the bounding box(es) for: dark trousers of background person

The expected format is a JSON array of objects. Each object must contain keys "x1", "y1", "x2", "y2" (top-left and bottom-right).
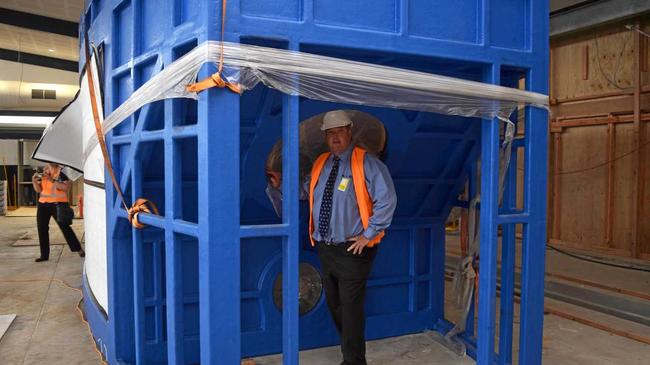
[
  {"x1": 37, "y1": 202, "x2": 82, "y2": 259},
  {"x1": 317, "y1": 242, "x2": 378, "y2": 365}
]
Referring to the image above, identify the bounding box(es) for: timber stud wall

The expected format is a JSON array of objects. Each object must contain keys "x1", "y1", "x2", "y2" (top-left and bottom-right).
[{"x1": 548, "y1": 18, "x2": 650, "y2": 259}]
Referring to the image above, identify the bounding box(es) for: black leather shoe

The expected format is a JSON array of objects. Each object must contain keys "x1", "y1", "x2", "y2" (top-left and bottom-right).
[{"x1": 35, "y1": 257, "x2": 48, "y2": 262}]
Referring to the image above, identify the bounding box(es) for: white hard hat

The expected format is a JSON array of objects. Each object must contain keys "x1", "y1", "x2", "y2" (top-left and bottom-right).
[{"x1": 321, "y1": 110, "x2": 353, "y2": 131}]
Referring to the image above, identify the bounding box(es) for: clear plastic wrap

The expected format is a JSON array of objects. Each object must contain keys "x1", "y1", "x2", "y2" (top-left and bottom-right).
[
  {"x1": 84, "y1": 41, "x2": 548, "y2": 159},
  {"x1": 447, "y1": 122, "x2": 515, "y2": 340}
]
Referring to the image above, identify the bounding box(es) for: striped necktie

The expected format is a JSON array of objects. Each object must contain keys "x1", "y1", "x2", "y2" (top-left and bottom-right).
[{"x1": 318, "y1": 156, "x2": 340, "y2": 239}]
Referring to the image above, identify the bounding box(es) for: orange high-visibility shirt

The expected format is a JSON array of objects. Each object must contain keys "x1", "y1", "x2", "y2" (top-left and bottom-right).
[
  {"x1": 39, "y1": 177, "x2": 68, "y2": 203},
  {"x1": 308, "y1": 147, "x2": 385, "y2": 247}
]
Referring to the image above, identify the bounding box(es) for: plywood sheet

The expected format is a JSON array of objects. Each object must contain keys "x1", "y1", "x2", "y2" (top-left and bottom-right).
[
  {"x1": 640, "y1": 124, "x2": 650, "y2": 256},
  {"x1": 553, "y1": 31, "x2": 633, "y2": 100},
  {"x1": 551, "y1": 22, "x2": 650, "y2": 102},
  {"x1": 558, "y1": 126, "x2": 608, "y2": 246},
  {"x1": 612, "y1": 123, "x2": 636, "y2": 252}
]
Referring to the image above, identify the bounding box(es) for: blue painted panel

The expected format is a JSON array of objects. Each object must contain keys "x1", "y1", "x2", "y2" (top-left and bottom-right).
[
  {"x1": 140, "y1": 141, "x2": 166, "y2": 213},
  {"x1": 140, "y1": 0, "x2": 166, "y2": 53},
  {"x1": 177, "y1": 234, "x2": 200, "y2": 364},
  {"x1": 417, "y1": 281, "x2": 430, "y2": 311},
  {"x1": 241, "y1": 299, "x2": 262, "y2": 332},
  {"x1": 138, "y1": 229, "x2": 168, "y2": 363},
  {"x1": 145, "y1": 306, "x2": 156, "y2": 340},
  {"x1": 371, "y1": 230, "x2": 410, "y2": 279},
  {"x1": 408, "y1": 0, "x2": 479, "y2": 43},
  {"x1": 173, "y1": 0, "x2": 198, "y2": 26},
  {"x1": 415, "y1": 230, "x2": 432, "y2": 275},
  {"x1": 366, "y1": 284, "x2": 410, "y2": 316},
  {"x1": 113, "y1": 1, "x2": 133, "y2": 67},
  {"x1": 178, "y1": 138, "x2": 199, "y2": 223},
  {"x1": 241, "y1": 0, "x2": 301, "y2": 21},
  {"x1": 314, "y1": 0, "x2": 398, "y2": 32},
  {"x1": 392, "y1": 183, "x2": 432, "y2": 217},
  {"x1": 491, "y1": 0, "x2": 529, "y2": 50},
  {"x1": 135, "y1": 56, "x2": 158, "y2": 88},
  {"x1": 81, "y1": 278, "x2": 111, "y2": 361},
  {"x1": 143, "y1": 241, "x2": 155, "y2": 298},
  {"x1": 112, "y1": 72, "x2": 133, "y2": 136},
  {"x1": 90, "y1": 0, "x2": 103, "y2": 22}
]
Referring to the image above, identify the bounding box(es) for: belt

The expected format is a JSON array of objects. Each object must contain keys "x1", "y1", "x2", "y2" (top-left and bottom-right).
[{"x1": 318, "y1": 240, "x2": 355, "y2": 247}]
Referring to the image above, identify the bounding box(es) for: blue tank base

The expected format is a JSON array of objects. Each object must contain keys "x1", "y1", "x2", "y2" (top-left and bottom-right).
[{"x1": 81, "y1": 272, "x2": 111, "y2": 363}]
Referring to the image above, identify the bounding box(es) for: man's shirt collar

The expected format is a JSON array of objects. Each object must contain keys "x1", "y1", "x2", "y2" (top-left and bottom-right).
[{"x1": 333, "y1": 144, "x2": 354, "y2": 160}]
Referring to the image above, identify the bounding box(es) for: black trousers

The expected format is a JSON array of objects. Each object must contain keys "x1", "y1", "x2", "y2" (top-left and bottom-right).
[
  {"x1": 37, "y1": 202, "x2": 82, "y2": 259},
  {"x1": 317, "y1": 242, "x2": 378, "y2": 365}
]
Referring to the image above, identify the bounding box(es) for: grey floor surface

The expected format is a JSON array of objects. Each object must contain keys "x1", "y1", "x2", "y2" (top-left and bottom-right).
[{"x1": 0, "y1": 216, "x2": 648, "y2": 364}]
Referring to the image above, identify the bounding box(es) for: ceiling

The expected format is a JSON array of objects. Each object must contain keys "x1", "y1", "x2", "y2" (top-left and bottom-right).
[
  {"x1": 2, "y1": 0, "x2": 84, "y2": 22},
  {"x1": 0, "y1": 1, "x2": 83, "y2": 113},
  {"x1": 0, "y1": 23, "x2": 79, "y2": 61},
  {"x1": 1, "y1": 0, "x2": 83, "y2": 62}
]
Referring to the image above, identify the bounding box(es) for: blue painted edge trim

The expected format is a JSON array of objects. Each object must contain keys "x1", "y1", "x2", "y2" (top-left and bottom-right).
[{"x1": 82, "y1": 271, "x2": 111, "y2": 363}]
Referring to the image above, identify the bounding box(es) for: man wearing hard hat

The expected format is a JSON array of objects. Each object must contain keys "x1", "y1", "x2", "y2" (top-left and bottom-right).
[{"x1": 308, "y1": 110, "x2": 397, "y2": 365}]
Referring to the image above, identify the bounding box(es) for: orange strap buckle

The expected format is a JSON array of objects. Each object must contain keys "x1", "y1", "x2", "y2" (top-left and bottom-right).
[
  {"x1": 128, "y1": 198, "x2": 160, "y2": 229},
  {"x1": 186, "y1": 72, "x2": 242, "y2": 94}
]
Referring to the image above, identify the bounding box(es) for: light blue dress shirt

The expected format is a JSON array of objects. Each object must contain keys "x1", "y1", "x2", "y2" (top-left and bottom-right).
[{"x1": 307, "y1": 145, "x2": 397, "y2": 243}]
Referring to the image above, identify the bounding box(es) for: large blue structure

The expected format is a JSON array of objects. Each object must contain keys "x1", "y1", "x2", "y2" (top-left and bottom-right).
[{"x1": 80, "y1": 0, "x2": 549, "y2": 364}]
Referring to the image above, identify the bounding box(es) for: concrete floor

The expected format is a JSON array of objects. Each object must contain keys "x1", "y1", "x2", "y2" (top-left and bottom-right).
[
  {"x1": 0, "y1": 216, "x2": 648, "y2": 364},
  {"x1": 0, "y1": 216, "x2": 97, "y2": 365}
]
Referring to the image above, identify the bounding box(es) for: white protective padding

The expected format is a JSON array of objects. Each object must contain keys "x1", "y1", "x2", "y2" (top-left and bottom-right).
[
  {"x1": 80, "y1": 56, "x2": 109, "y2": 314},
  {"x1": 84, "y1": 144, "x2": 107, "y2": 313},
  {"x1": 84, "y1": 41, "x2": 549, "y2": 160},
  {"x1": 34, "y1": 52, "x2": 104, "y2": 181},
  {"x1": 33, "y1": 53, "x2": 109, "y2": 313},
  {"x1": 30, "y1": 93, "x2": 83, "y2": 181},
  {"x1": 31, "y1": 97, "x2": 82, "y2": 173},
  {"x1": 84, "y1": 180, "x2": 108, "y2": 312}
]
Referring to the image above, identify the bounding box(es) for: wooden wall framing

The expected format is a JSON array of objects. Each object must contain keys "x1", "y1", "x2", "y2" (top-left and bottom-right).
[{"x1": 549, "y1": 18, "x2": 650, "y2": 259}]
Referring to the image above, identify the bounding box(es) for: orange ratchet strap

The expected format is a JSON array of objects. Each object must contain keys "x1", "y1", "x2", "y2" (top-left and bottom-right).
[
  {"x1": 84, "y1": 35, "x2": 158, "y2": 229},
  {"x1": 186, "y1": 0, "x2": 242, "y2": 94}
]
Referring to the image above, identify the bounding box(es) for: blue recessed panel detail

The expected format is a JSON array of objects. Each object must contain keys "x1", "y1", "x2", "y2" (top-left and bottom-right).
[
  {"x1": 112, "y1": 72, "x2": 133, "y2": 136},
  {"x1": 314, "y1": 0, "x2": 398, "y2": 32},
  {"x1": 113, "y1": 1, "x2": 133, "y2": 67},
  {"x1": 140, "y1": 0, "x2": 166, "y2": 53},
  {"x1": 241, "y1": 0, "x2": 301, "y2": 21},
  {"x1": 491, "y1": 0, "x2": 529, "y2": 50},
  {"x1": 408, "y1": 0, "x2": 479, "y2": 43},
  {"x1": 174, "y1": 0, "x2": 198, "y2": 26}
]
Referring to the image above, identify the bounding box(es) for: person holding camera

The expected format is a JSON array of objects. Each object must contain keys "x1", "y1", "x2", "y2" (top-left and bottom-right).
[{"x1": 32, "y1": 163, "x2": 84, "y2": 262}]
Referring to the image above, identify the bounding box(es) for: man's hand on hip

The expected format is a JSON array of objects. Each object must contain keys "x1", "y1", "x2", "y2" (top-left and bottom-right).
[{"x1": 347, "y1": 235, "x2": 370, "y2": 255}]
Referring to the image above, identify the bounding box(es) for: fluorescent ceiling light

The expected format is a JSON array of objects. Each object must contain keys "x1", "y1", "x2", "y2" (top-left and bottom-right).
[{"x1": 0, "y1": 115, "x2": 55, "y2": 128}]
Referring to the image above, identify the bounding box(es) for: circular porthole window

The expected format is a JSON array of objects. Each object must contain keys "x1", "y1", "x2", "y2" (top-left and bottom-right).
[
  {"x1": 273, "y1": 263, "x2": 323, "y2": 316},
  {"x1": 265, "y1": 109, "x2": 387, "y2": 190}
]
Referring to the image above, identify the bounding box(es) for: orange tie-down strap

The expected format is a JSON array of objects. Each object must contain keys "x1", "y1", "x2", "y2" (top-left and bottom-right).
[
  {"x1": 85, "y1": 34, "x2": 161, "y2": 230},
  {"x1": 185, "y1": 0, "x2": 241, "y2": 95},
  {"x1": 186, "y1": 72, "x2": 242, "y2": 94}
]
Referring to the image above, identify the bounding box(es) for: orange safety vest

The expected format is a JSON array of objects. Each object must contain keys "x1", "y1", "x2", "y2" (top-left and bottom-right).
[
  {"x1": 39, "y1": 177, "x2": 68, "y2": 203},
  {"x1": 309, "y1": 147, "x2": 385, "y2": 247}
]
